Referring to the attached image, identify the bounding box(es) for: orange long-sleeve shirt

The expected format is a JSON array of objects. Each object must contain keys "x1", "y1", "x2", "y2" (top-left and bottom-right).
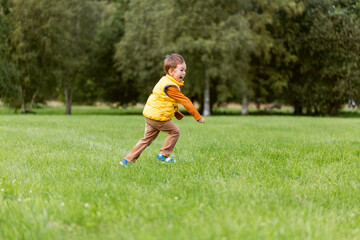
[{"x1": 166, "y1": 86, "x2": 202, "y2": 121}]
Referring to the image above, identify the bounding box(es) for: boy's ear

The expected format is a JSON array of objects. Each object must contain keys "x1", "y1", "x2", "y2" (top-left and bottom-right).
[{"x1": 168, "y1": 67, "x2": 174, "y2": 75}]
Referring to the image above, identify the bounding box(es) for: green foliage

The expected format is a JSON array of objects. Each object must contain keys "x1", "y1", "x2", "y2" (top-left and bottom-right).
[
  {"x1": 114, "y1": 0, "x2": 255, "y2": 113},
  {"x1": 173, "y1": 0, "x2": 254, "y2": 107},
  {"x1": 88, "y1": 1, "x2": 130, "y2": 105},
  {"x1": 286, "y1": 0, "x2": 360, "y2": 115},
  {"x1": 2, "y1": 0, "x2": 106, "y2": 113},
  {"x1": 1, "y1": 0, "x2": 359, "y2": 115},
  {"x1": 0, "y1": 61, "x2": 21, "y2": 109},
  {"x1": 246, "y1": 0, "x2": 304, "y2": 104},
  {"x1": 0, "y1": 0, "x2": 21, "y2": 108},
  {"x1": 114, "y1": 0, "x2": 172, "y2": 103},
  {"x1": 5, "y1": 0, "x2": 74, "y2": 112},
  {"x1": 53, "y1": 0, "x2": 104, "y2": 114}
]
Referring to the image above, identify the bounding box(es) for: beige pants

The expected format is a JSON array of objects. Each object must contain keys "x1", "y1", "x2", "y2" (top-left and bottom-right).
[{"x1": 125, "y1": 118, "x2": 180, "y2": 162}]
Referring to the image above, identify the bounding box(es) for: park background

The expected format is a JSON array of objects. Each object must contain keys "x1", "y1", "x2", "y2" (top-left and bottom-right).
[
  {"x1": 0, "y1": 0, "x2": 359, "y2": 115},
  {"x1": 0, "y1": 0, "x2": 360, "y2": 240}
]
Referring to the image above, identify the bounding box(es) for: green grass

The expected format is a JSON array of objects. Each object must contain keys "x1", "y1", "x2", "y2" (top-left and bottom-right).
[
  {"x1": 0, "y1": 114, "x2": 359, "y2": 240},
  {"x1": 1, "y1": 104, "x2": 359, "y2": 117},
  {"x1": 0, "y1": 105, "x2": 144, "y2": 115}
]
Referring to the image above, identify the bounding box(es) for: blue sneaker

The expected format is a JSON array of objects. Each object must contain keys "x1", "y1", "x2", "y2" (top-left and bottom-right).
[
  {"x1": 157, "y1": 154, "x2": 176, "y2": 163},
  {"x1": 120, "y1": 159, "x2": 130, "y2": 166}
]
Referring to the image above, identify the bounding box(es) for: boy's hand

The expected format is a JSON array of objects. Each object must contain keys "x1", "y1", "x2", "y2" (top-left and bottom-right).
[
  {"x1": 197, "y1": 118, "x2": 205, "y2": 123},
  {"x1": 175, "y1": 111, "x2": 184, "y2": 120}
]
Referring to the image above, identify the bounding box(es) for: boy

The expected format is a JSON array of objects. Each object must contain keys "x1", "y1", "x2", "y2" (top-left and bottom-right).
[{"x1": 120, "y1": 54, "x2": 205, "y2": 165}]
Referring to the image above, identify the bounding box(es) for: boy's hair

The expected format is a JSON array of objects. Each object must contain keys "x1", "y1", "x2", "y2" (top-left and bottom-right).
[{"x1": 164, "y1": 54, "x2": 185, "y2": 74}]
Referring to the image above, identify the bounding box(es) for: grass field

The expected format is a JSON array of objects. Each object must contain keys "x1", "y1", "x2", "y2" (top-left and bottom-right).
[{"x1": 0, "y1": 113, "x2": 359, "y2": 240}]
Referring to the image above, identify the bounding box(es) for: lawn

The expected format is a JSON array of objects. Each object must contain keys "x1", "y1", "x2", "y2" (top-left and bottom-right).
[{"x1": 0, "y1": 114, "x2": 359, "y2": 240}]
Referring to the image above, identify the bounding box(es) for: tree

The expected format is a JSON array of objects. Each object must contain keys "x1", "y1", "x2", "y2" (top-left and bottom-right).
[
  {"x1": 2, "y1": 0, "x2": 358, "y2": 115},
  {"x1": 172, "y1": 0, "x2": 253, "y2": 116},
  {"x1": 5, "y1": 0, "x2": 76, "y2": 113},
  {"x1": 244, "y1": 0, "x2": 304, "y2": 114},
  {"x1": 213, "y1": 13, "x2": 254, "y2": 115},
  {"x1": 285, "y1": 0, "x2": 360, "y2": 115},
  {"x1": 114, "y1": 0, "x2": 173, "y2": 105},
  {"x1": 57, "y1": 0, "x2": 104, "y2": 114},
  {"x1": 4, "y1": 0, "x2": 104, "y2": 114},
  {"x1": 0, "y1": 0, "x2": 22, "y2": 111},
  {"x1": 115, "y1": 0, "x2": 254, "y2": 116},
  {"x1": 7, "y1": 0, "x2": 47, "y2": 112},
  {"x1": 88, "y1": 1, "x2": 128, "y2": 106}
]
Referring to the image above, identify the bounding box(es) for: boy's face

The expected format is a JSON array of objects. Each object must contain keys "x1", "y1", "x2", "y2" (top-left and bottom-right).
[{"x1": 169, "y1": 62, "x2": 186, "y2": 83}]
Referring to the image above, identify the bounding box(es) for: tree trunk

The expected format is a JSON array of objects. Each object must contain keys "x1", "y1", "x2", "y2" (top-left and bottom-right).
[
  {"x1": 63, "y1": 12, "x2": 80, "y2": 116},
  {"x1": 29, "y1": 90, "x2": 38, "y2": 112},
  {"x1": 242, "y1": 94, "x2": 249, "y2": 115},
  {"x1": 65, "y1": 91, "x2": 72, "y2": 115},
  {"x1": 306, "y1": 105, "x2": 312, "y2": 115},
  {"x1": 294, "y1": 104, "x2": 303, "y2": 115},
  {"x1": 65, "y1": 80, "x2": 75, "y2": 115},
  {"x1": 69, "y1": 82, "x2": 74, "y2": 114},
  {"x1": 21, "y1": 87, "x2": 26, "y2": 114},
  {"x1": 314, "y1": 107, "x2": 319, "y2": 115},
  {"x1": 203, "y1": 69, "x2": 211, "y2": 116},
  {"x1": 64, "y1": 82, "x2": 71, "y2": 115}
]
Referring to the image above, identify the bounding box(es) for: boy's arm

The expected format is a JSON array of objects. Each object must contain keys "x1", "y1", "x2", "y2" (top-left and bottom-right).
[{"x1": 166, "y1": 86, "x2": 202, "y2": 121}]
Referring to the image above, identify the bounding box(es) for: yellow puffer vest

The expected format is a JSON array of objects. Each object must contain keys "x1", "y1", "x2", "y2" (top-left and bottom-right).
[{"x1": 143, "y1": 75, "x2": 184, "y2": 121}]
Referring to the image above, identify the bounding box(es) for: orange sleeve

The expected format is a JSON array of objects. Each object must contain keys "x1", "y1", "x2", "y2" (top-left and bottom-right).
[
  {"x1": 174, "y1": 110, "x2": 184, "y2": 120},
  {"x1": 166, "y1": 86, "x2": 202, "y2": 121}
]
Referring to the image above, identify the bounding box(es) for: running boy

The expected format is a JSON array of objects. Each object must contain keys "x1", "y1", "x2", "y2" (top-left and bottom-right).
[{"x1": 120, "y1": 54, "x2": 205, "y2": 165}]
